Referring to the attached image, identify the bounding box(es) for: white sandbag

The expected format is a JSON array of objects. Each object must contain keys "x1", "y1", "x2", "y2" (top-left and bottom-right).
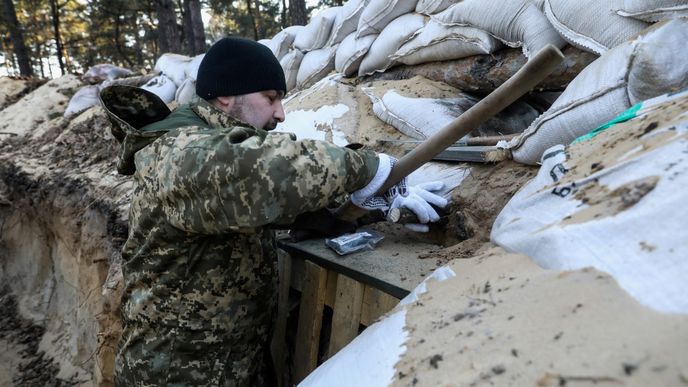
[
  {"x1": 328, "y1": 0, "x2": 368, "y2": 45},
  {"x1": 184, "y1": 54, "x2": 204, "y2": 80},
  {"x1": 335, "y1": 33, "x2": 377, "y2": 77},
  {"x1": 141, "y1": 74, "x2": 177, "y2": 103},
  {"x1": 259, "y1": 38, "x2": 280, "y2": 57},
  {"x1": 175, "y1": 77, "x2": 196, "y2": 105},
  {"x1": 509, "y1": 18, "x2": 688, "y2": 164},
  {"x1": 617, "y1": 0, "x2": 688, "y2": 22},
  {"x1": 154, "y1": 53, "x2": 191, "y2": 87},
  {"x1": 365, "y1": 88, "x2": 538, "y2": 139},
  {"x1": 544, "y1": 0, "x2": 649, "y2": 55},
  {"x1": 294, "y1": 7, "x2": 341, "y2": 51},
  {"x1": 81, "y1": 64, "x2": 132, "y2": 84},
  {"x1": 263, "y1": 26, "x2": 304, "y2": 60},
  {"x1": 64, "y1": 85, "x2": 102, "y2": 117},
  {"x1": 296, "y1": 45, "x2": 338, "y2": 89},
  {"x1": 529, "y1": 0, "x2": 545, "y2": 10},
  {"x1": 493, "y1": 90, "x2": 688, "y2": 314},
  {"x1": 415, "y1": 0, "x2": 457, "y2": 15},
  {"x1": 357, "y1": 0, "x2": 419, "y2": 37},
  {"x1": 628, "y1": 19, "x2": 688, "y2": 103},
  {"x1": 390, "y1": 20, "x2": 501, "y2": 66},
  {"x1": 433, "y1": 0, "x2": 565, "y2": 58},
  {"x1": 280, "y1": 49, "x2": 305, "y2": 92},
  {"x1": 358, "y1": 13, "x2": 427, "y2": 76}
]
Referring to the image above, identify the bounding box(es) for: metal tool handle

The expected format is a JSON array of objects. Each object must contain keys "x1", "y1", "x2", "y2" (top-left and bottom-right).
[{"x1": 335, "y1": 44, "x2": 566, "y2": 222}]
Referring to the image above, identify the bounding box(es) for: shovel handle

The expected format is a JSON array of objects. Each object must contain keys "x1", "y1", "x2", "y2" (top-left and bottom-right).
[{"x1": 336, "y1": 44, "x2": 565, "y2": 222}]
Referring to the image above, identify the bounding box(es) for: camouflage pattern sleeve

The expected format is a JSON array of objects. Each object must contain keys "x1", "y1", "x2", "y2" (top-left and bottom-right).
[{"x1": 134, "y1": 126, "x2": 379, "y2": 233}]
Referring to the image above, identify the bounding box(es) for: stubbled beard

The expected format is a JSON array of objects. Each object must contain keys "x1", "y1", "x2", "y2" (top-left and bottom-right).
[{"x1": 229, "y1": 96, "x2": 275, "y2": 130}]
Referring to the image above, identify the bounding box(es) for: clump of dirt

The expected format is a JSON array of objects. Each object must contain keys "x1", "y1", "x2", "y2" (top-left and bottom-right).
[
  {"x1": 0, "y1": 76, "x2": 46, "y2": 111},
  {"x1": 0, "y1": 287, "x2": 77, "y2": 386},
  {"x1": 428, "y1": 160, "x2": 538, "y2": 261}
]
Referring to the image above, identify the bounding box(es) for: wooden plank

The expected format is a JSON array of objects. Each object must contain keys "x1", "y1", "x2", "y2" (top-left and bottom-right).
[
  {"x1": 289, "y1": 254, "x2": 305, "y2": 293},
  {"x1": 271, "y1": 249, "x2": 292, "y2": 387},
  {"x1": 279, "y1": 237, "x2": 439, "y2": 299},
  {"x1": 293, "y1": 260, "x2": 328, "y2": 383},
  {"x1": 327, "y1": 274, "x2": 365, "y2": 358},
  {"x1": 360, "y1": 286, "x2": 400, "y2": 327},
  {"x1": 324, "y1": 270, "x2": 338, "y2": 308}
]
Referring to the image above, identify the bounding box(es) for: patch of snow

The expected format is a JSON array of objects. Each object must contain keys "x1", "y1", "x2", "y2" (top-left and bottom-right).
[{"x1": 276, "y1": 103, "x2": 350, "y2": 146}]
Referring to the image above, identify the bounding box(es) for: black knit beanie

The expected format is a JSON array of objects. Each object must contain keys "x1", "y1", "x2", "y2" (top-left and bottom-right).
[{"x1": 196, "y1": 37, "x2": 286, "y2": 99}]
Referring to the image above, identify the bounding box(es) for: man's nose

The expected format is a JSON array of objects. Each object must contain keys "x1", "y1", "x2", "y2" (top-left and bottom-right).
[{"x1": 274, "y1": 102, "x2": 285, "y2": 123}]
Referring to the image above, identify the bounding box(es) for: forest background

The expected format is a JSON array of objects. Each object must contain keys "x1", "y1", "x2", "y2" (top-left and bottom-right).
[{"x1": 0, "y1": 0, "x2": 329, "y2": 77}]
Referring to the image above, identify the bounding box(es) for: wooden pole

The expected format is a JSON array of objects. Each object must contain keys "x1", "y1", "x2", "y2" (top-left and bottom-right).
[{"x1": 335, "y1": 44, "x2": 565, "y2": 222}]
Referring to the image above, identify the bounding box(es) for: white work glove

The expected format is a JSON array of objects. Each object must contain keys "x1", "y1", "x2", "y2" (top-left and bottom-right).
[
  {"x1": 351, "y1": 154, "x2": 448, "y2": 232},
  {"x1": 389, "y1": 181, "x2": 448, "y2": 232}
]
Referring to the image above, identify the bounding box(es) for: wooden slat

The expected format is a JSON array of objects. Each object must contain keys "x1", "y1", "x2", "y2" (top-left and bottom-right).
[
  {"x1": 271, "y1": 249, "x2": 292, "y2": 387},
  {"x1": 327, "y1": 274, "x2": 365, "y2": 358},
  {"x1": 293, "y1": 260, "x2": 328, "y2": 383},
  {"x1": 324, "y1": 270, "x2": 338, "y2": 308},
  {"x1": 360, "y1": 286, "x2": 400, "y2": 327}
]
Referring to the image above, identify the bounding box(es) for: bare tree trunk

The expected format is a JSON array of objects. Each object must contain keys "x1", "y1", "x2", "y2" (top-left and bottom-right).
[
  {"x1": 48, "y1": 0, "x2": 66, "y2": 75},
  {"x1": 281, "y1": 0, "x2": 287, "y2": 28},
  {"x1": 2, "y1": 0, "x2": 33, "y2": 76},
  {"x1": 155, "y1": 0, "x2": 181, "y2": 54},
  {"x1": 252, "y1": 0, "x2": 264, "y2": 38},
  {"x1": 114, "y1": 15, "x2": 134, "y2": 67},
  {"x1": 245, "y1": 0, "x2": 259, "y2": 41},
  {"x1": 35, "y1": 41, "x2": 45, "y2": 78},
  {"x1": 133, "y1": 13, "x2": 144, "y2": 66},
  {"x1": 182, "y1": 0, "x2": 205, "y2": 55},
  {"x1": 289, "y1": 0, "x2": 307, "y2": 26}
]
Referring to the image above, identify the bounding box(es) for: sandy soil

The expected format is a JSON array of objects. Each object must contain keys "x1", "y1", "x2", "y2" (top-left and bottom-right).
[
  {"x1": 0, "y1": 287, "x2": 74, "y2": 386},
  {"x1": 392, "y1": 247, "x2": 688, "y2": 386}
]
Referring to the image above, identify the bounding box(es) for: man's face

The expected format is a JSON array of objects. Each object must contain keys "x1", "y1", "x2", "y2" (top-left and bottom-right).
[{"x1": 226, "y1": 90, "x2": 286, "y2": 130}]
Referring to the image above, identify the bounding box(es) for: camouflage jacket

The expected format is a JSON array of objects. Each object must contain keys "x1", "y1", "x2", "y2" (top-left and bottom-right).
[{"x1": 101, "y1": 87, "x2": 378, "y2": 386}]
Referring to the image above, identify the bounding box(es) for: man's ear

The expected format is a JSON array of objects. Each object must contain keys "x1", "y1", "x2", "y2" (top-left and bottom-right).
[{"x1": 213, "y1": 95, "x2": 235, "y2": 113}]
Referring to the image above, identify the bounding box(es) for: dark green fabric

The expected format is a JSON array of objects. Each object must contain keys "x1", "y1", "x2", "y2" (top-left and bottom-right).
[{"x1": 140, "y1": 104, "x2": 209, "y2": 133}]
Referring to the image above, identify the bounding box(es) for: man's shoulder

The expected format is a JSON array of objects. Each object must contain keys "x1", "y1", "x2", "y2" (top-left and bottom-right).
[{"x1": 140, "y1": 104, "x2": 209, "y2": 133}]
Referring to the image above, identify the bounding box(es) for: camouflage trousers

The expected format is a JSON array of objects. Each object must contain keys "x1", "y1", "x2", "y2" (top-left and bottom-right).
[{"x1": 114, "y1": 323, "x2": 275, "y2": 387}]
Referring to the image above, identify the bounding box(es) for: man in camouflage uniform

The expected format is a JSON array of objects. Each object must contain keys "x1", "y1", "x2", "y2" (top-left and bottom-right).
[{"x1": 101, "y1": 37, "x2": 446, "y2": 386}]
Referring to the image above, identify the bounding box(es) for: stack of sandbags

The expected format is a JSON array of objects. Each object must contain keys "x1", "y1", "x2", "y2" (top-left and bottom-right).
[
  {"x1": 358, "y1": 13, "x2": 427, "y2": 76},
  {"x1": 493, "y1": 88, "x2": 688, "y2": 315},
  {"x1": 137, "y1": 52, "x2": 205, "y2": 105},
  {"x1": 259, "y1": 26, "x2": 304, "y2": 60},
  {"x1": 389, "y1": 20, "x2": 502, "y2": 66},
  {"x1": 81, "y1": 64, "x2": 132, "y2": 84},
  {"x1": 432, "y1": 0, "x2": 566, "y2": 58},
  {"x1": 283, "y1": 0, "x2": 549, "y2": 91},
  {"x1": 616, "y1": 0, "x2": 688, "y2": 22},
  {"x1": 543, "y1": 0, "x2": 650, "y2": 55},
  {"x1": 508, "y1": 19, "x2": 688, "y2": 164},
  {"x1": 265, "y1": 0, "x2": 685, "y2": 95},
  {"x1": 65, "y1": 64, "x2": 134, "y2": 118},
  {"x1": 364, "y1": 88, "x2": 538, "y2": 139}
]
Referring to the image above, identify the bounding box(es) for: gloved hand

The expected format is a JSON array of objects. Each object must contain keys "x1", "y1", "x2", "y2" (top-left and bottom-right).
[
  {"x1": 351, "y1": 154, "x2": 448, "y2": 231},
  {"x1": 389, "y1": 181, "x2": 447, "y2": 232}
]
